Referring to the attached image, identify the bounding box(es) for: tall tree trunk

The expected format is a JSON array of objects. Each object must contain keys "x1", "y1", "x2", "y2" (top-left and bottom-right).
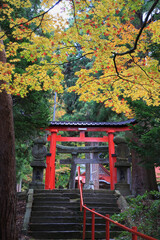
[
  {"x1": 0, "y1": 41, "x2": 17, "y2": 240},
  {"x1": 131, "y1": 149, "x2": 158, "y2": 196}
]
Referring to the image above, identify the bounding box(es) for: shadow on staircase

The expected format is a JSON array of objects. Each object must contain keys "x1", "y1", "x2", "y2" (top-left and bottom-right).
[{"x1": 27, "y1": 189, "x2": 121, "y2": 239}]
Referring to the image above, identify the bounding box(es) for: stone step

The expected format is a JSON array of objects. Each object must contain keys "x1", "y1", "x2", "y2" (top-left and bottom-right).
[
  {"x1": 28, "y1": 230, "x2": 82, "y2": 239},
  {"x1": 33, "y1": 197, "x2": 117, "y2": 205},
  {"x1": 32, "y1": 206, "x2": 80, "y2": 211},
  {"x1": 29, "y1": 222, "x2": 122, "y2": 232},
  {"x1": 83, "y1": 192, "x2": 116, "y2": 197},
  {"x1": 85, "y1": 223, "x2": 122, "y2": 232},
  {"x1": 33, "y1": 197, "x2": 71, "y2": 201},
  {"x1": 81, "y1": 202, "x2": 118, "y2": 208},
  {"x1": 27, "y1": 239, "x2": 116, "y2": 240},
  {"x1": 30, "y1": 216, "x2": 122, "y2": 225},
  {"x1": 28, "y1": 239, "x2": 116, "y2": 240},
  {"x1": 30, "y1": 216, "x2": 82, "y2": 223},
  {"x1": 30, "y1": 214, "x2": 118, "y2": 223},
  {"x1": 32, "y1": 201, "x2": 118, "y2": 208},
  {"x1": 34, "y1": 189, "x2": 114, "y2": 194},
  {"x1": 32, "y1": 201, "x2": 80, "y2": 207},
  {"x1": 29, "y1": 223, "x2": 82, "y2": 231},
  {"x1": 33, "y1": 190, "x2": 115, "y2": 197},
  {"x1": 31, "y1": 211, "x2": 82, "y2": 217},
  {"x1": 33, "y1": 193, "x2": 116, "y2": 200},
  {"x1": 28, "y1": 189, "x2": 121, "y2": 239},
  {"x1": 33, "y1": 193, "x2": 80, "y2": 199},
  {"x1": 28, "y1": 230, "x2": 121, "y2": 239},
  {"x1": 31, "y1": 209, "x2": 119, "y2": 218},
  {"x1": 85, "y1": 230, "x2": 122, "y2": 239},
  {"x1": 84, "y1": 196, "x2": 117, "y2": 201},
  {"x1": 31, "y1": 205, "x2": 119, "y2": 214},
  {"x1": 83, "y1": 190, "x2": 115, "y2": 194}
]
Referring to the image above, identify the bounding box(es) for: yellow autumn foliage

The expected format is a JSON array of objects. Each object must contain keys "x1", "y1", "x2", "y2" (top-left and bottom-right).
[{"x1": 0, "y1": 0, "x2": 159, "y2": 117}]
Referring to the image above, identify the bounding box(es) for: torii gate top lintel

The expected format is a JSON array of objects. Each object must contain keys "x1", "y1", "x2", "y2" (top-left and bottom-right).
[
  {"x1": 48, "y1": 119, "x2": 136, "y2": 133},
  {"x1": 45, "y1": 119, "x2": 136, "y2": 190}
]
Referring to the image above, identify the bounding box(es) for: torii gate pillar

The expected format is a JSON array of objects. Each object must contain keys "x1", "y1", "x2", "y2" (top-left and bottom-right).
[
  {"x1": 45, "y1": 130, "x2": 57, "y2": 189},
  {"x1": 108, "y1": 131, "x2": 117, "y2": 190}
]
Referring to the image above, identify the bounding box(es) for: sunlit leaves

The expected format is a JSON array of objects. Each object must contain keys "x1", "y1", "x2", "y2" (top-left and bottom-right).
[
  {"x1": 63, "y1": 0, "x2": 160, "y2": 117},
  {"x1": 0, "y1": 0, "x2": 68, "y2": 97},
  {"x1": 0, "y1": 0, "x2": 160, "y2": 117}
]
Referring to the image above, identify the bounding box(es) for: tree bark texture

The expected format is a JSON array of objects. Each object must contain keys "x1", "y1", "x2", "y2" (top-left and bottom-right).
[
  {"x1": 131, "y1": 149, "x2": 158, "y2": 196},
  {"x1": 0, "y1": 41, "x2": 17, "y2": 240}
]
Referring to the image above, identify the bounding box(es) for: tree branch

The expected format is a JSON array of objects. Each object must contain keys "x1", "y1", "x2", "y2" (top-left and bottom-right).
[
  {"x1": 129, "y1": 53, "x2": 158, "y2": 81},
  {"x1": 0, "y1": 0, "x2": 62, "y2": 40},
  {"x1": 71, "y1": 0, "x2": 81, "y2": 35},
  {"x1": 112, "y1": 0, "x2": 159, "y2": 76}
]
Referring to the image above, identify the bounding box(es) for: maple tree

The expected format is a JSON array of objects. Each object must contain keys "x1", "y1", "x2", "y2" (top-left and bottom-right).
[
  {"x1": 59, "y1": 49, "x2": 124, "y2": 122},
  {"x1": 0, "y1": 0, "x2": 159, "y2": 116},
  {"x1": 0, "y1": 1, "x2": 62, "y2": 239},
  {"x1": 12, "y1": 0, "x2": 54, "y2": 188},
  {"x1": 65, "y1": 0, "x2": 160, "y2": 117}
]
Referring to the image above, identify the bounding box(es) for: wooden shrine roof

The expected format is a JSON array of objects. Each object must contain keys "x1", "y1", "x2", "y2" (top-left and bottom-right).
[{"x1": 49, "y1": 119, "x2": 136, "y2": 128}]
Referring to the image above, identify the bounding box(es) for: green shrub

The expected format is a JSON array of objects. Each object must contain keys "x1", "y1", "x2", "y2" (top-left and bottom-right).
[{"x1": 112, "y1": 191, "x2": 160, "y2": 239}]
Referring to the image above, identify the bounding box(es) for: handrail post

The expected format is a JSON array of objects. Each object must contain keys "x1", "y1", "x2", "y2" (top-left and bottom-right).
[
  {"x1": 92, "y1": 209, "x2": 95, "y2": 240},
  {"x1": 132, "y1": 226, "x2": 138, "y2": 240},
  {"x1": 83, "y1": 205, "x2": 86, "y2": 240},
  {"x1": 78, "y1": 166, "x2": 80, "y2": 188},
  {"x1": 80, "y1": 197, "x2": 82, "y2": 212},
  {"x1": 106, "y1": 214, "x2": 110, "y2": 240},
  {"x1": 78, "y1": 166, "x2": 83, "y2": 212}
]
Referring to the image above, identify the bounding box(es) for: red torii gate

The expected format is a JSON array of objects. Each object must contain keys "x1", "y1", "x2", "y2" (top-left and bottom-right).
[{"x1": 45, "y1": 119, "x2": 136, "y2": 190}]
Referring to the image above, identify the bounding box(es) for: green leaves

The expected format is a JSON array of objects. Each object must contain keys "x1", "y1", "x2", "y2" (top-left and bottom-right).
[
  {"x1": 14, "y1": 90, "x2": 52, "y2": 187},
  {"x1": 13, "y1": 91, "x2": 52, "y2": 140},
  {"x1": 128, "y1": 100, "x2": 160, "y2": 167},
  {"x1": 112, "y1": 191, "x2": 160, "y2": 239}
]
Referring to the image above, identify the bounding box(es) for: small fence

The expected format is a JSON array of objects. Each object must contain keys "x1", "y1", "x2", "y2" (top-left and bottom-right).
[{"x1": 77, "y1": 166, "x2": 158, "y2": 240}]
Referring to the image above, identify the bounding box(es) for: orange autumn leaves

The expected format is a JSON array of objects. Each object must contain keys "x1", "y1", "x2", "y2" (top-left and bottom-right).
[
  {"x1": 65, "y1": 0, "x2": 160, "y2": 117},
  {"x1": 0, "y1": 0, "x2": 159, "y2": 117}
]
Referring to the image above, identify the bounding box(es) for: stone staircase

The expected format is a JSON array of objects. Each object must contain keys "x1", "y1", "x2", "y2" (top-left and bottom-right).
[{"x1": 28, "y1": 189, "x2": 122, "y2": 239}]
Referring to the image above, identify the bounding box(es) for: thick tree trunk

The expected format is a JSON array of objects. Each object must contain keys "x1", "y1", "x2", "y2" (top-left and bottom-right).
[
  {"x1": 0, "y1": 41, "x2": 17, "y2": 240},
  {"x1": 131, "y1": 149, "x2": 158, "y2": 196}
]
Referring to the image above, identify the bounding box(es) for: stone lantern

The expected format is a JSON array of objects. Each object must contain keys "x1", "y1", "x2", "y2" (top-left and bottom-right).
[
  {"x1": 114, "y1": 136, "x2": 131, "y2": 196},
  {"x1": 29, "y1": 137, "x2": 47, "y2": 189}
]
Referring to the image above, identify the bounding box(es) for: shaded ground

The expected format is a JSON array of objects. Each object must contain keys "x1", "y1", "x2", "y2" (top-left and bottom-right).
[{"x1": 16, "y1": 193, "x2": 29, "y2": 240}]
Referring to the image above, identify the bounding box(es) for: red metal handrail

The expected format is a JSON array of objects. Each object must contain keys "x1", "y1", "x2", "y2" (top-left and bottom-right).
[{"x1": 77, "y1": 166, "x2": 158, "y2": 240}]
